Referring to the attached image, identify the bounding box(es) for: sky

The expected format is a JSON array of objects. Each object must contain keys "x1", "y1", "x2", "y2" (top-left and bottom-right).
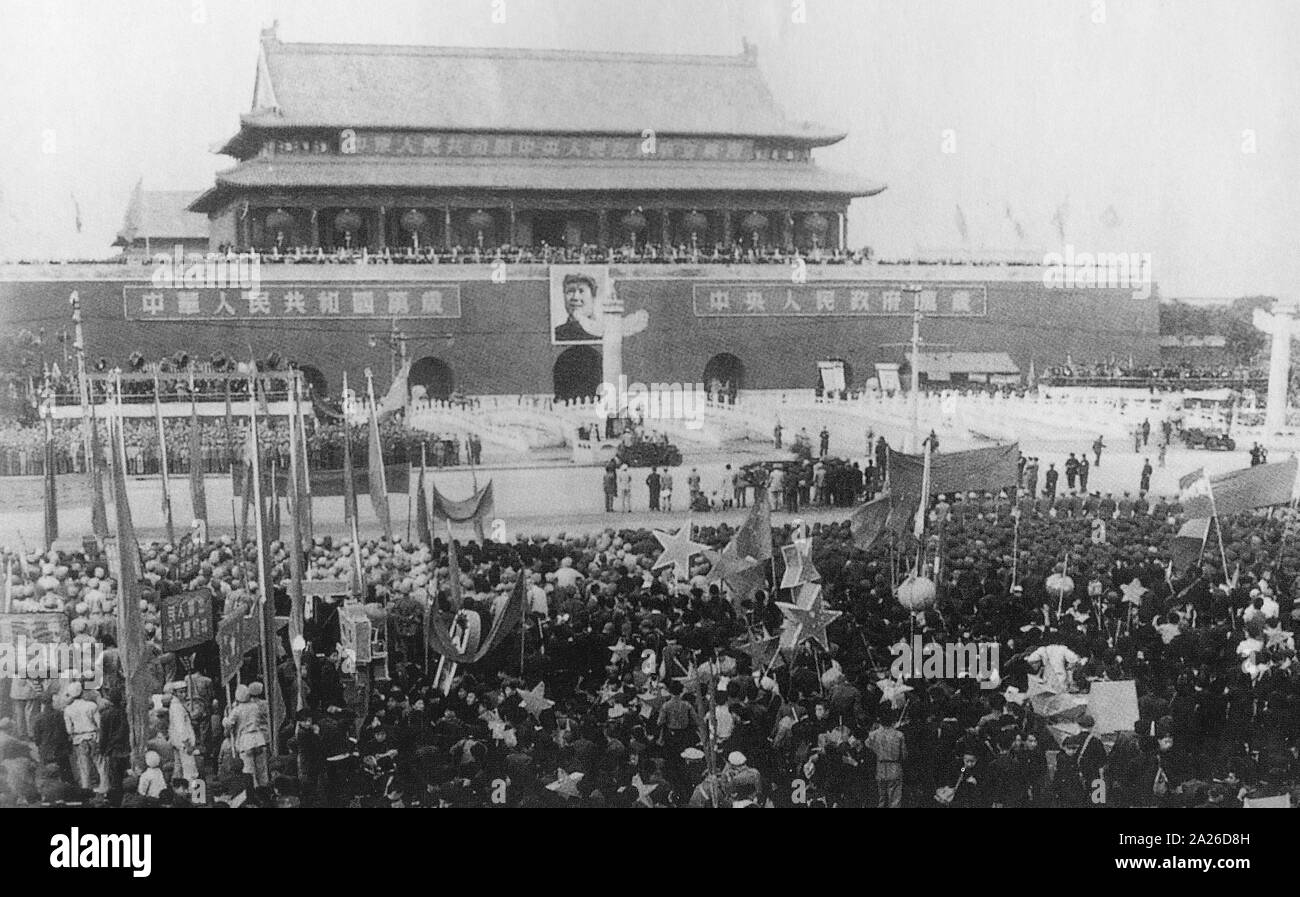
[{"x1": 0, "y1": 0, "x2": 1296, "y2": 299}]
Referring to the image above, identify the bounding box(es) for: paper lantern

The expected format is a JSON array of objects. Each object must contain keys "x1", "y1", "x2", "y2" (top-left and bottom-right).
[
  {"x1": 400, "y1": 209, "x2": 427, "y2": 232},
  {"x1": 266, "y1": 208, "x2": 294, "y2": 231},
  {"x1": 896, "y1": 575, "x2": 936, "y2": 611},
  {"x1": 804, "y1": 212, "x2": 829, "y2": 236},
  {"x1": 741, "y1": 212, "x2": 769, "y2": 233},
  {"x1": 334, "y1": 209, "x2": 362, "y2": 234},
  {"x1": 683, "y1": 210, "x2": 709, "y2": 234},
  {"x1": 620, "y1": 210, "x2": 647, "y2": 233},
  {"x1": 1046, "y1": 573, "x2": 1075, "y2": 598}
]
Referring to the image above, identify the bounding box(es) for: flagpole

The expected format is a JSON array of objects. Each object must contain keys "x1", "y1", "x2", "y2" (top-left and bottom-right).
[
  {"x1": 295, "y1": 375, "x2": 314, "y2": 540},
  {"x1": 286, "y1": 371, "x2": 307, "y2": 713},
  {"x1": 1204, "y1": 478, "x2": 1230, "y2": 580},
  {"x1": 364, "y1": 366, "x2": 390, "y2": 526},
  {"x1": 69, "y1": 292, "x2": 94, "y2": 478},
  {"x1": 246, "y1": 368, "x2": 279, "y2": 754},
  {"x1": 153, "y1": 372, "x2": 176, "y2": 545}
]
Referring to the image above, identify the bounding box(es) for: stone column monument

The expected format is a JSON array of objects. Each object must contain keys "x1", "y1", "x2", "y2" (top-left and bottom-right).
[{"x1": 1253, "y1": 302, "x2": 1300, "y2": 430}]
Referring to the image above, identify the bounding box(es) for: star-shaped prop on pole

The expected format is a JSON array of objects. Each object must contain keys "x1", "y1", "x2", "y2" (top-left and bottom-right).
[
  {"x1": 609, "y1": 639, "x2": 635, "y2": 664},
  {"x1": 652, "y1": 525, "x2": 707, "y2": 580},
  {"x1": 704, "y1": 541, "x2": 757, "y2": 587},
  {"x1": 518, "y1": 682, "x2": 555, "y2": 719},
  {"x1": 779, "y1": 538, "x2": 821, "y2": 590},
  {"x1": 734, "y1": 628, "x2": 784, "y2": 671},
  {"x1": 776, "y1": 582, "x2": 841, "y2": 651},
  {"x1": 1120, "y1": 578, "x2": 1148, "y2": 606}
]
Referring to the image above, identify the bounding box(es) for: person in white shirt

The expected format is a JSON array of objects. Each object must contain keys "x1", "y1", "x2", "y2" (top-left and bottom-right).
[
  {"x1": 62, "y1": 683, "x2": 100, "y2": 790},
  {"x1": 137, "y1": 750, "x2": 167, "y2": 799},
  {"x1": 1025, "y1": 642, "x2": 1081, "y2": 693}
]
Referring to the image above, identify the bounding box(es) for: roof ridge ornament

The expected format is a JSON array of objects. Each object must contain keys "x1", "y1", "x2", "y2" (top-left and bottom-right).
[{"x1": 252, "y1": 32, "x2": 281, "y2": 115}]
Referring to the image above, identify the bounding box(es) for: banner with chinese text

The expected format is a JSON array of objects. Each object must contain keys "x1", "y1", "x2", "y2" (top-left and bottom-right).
[
  {"x1": 124, "y1": 282, "x2": 462, "y2": 321},
  {"x1": 691, "y1": 282, "x2": 988, "y2": 317}
]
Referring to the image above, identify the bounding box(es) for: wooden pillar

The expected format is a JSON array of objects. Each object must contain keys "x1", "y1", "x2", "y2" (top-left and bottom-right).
[
  {"x1": 375, "y1": 207, "x2": 387, "y2": 250},
  {"x1": 597, "y1": 209, "x2": 609, "y2": 249},
  {"x1": 444, "y1": 207, "x2": 453, "y2": 249},
  {"x1": 782, "y1": 212, "x2": 794, "y2": 251},
  {"x1": 508, "y1": 203, "x2": 517, "y2": 246},
  {"x1": 838, "y1": 211, "x2": 847, "y2": 251},
  {"x1": 722, "y1": 210, "x2": 733, "y2": 247},
  {"x1": 308, "y1": 207, "x2": 320, "y2": 248},
  {"x1": 660, "y1": 209, "x2": 671, "y2": 248}
]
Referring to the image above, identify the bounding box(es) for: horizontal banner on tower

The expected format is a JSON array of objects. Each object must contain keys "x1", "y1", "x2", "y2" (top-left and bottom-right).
[
  {"x1": 124, "y1": 282, "x2": 462, "y2": 321},
  {"x1": 691, "y1": 282, "x2": 988, "y2": 317}
]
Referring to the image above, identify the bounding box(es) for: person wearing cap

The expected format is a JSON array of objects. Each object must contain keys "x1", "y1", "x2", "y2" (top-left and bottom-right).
[
  {"x1": 722, "y1": 750, "x2": 763, "y2": 803},
  {"x1": 62, "y1": 681, "x2": 100, "y2": 791},
  {"x1": 619, "y1": 464, "x2": 633, "y2": 513},
  {"x1": 865, "y1": 710, "x2": 907, "y2": 808},
  {"x1": 166, "y1": 681, "x2": 200, "y2": 782},
  {"x1": 137, "y1": 750, "x2": 167, "y2": 800},
  {"x1": 224, "y1": 683, "x2": 271, "y2": 788}
]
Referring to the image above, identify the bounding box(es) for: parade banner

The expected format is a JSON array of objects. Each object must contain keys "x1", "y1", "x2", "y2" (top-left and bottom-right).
[
  {"x1": 159, "y1": 589, "x2": 216, "y2": 653},
  {"x1": 124, "y1": 282, "x2": 462, "y2": 321},
  {"x1": 1086, "y1": 680, "x2": 1140, "y2": 734},
  {"x1": 232, "y1": 463, "x2": 411, "y2": 498},
  {"x1": 217, "y1": 612, "x2": 262, "y2": 683},
  {"x1": 886, "y1": 443, "x2": 1021, "y2": 532},
  {"x1": 168, "y1": 532, "x2": 205, "y2": 583},
  {"x1": 692, "y1": 282, "x2": 988, "y2": 317},
  {"x1": 0, "y1": 612, "x2": 71, "y2": 646}
]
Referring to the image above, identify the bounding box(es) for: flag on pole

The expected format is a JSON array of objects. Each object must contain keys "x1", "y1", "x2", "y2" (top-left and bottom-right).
[
  {"x1": 850, "y1": 492, "x2": 893, "y2": 551},
  {"x1": 43, "y1": 414, "x2": 58, "y2": 550},
  {"x1": 366, "y1": 379, "x2": 392, "y2": 540},
  {"x1": 1178, "y1": 468, "x2": 1214, "y2": 519},
  {"x1": 445, "y1": 520, "x2": 464, "y2": 612},
  {"x1": 286, "y1": 382, "x2": 307, "y2": 710},
  {"x1": 733, "y1": 484, "x2": 773, "y2": 561},
  {"x1": 341, "y1": 372, "x2": 358, "y2": 525},
  {"x1": 152, "y1": 374, "x2": 175, "y2": 545},
  {"x1": 914, "y1": 439, "x2": 932, "y2": 540},
  {"x1": 188, "y1": 385, "x2": 208, "y2": 527},
  {"x1": 416, "y1": 449, "x2": 433, "y2": 548},
  {"x1": 954, "y1": 204, "x2": 968, "y2": 242},
  {"x1": 377, "y1": 360, "x2": 411, "y2": 416},
  {"x1": 245, "y1": 366, "x2": 279, "y2": 754},
  {"x1": 89, "y1": 415, "x2": 110, "y2": 542},
  {"x1": 294, "y1": 380, "x2": 314, "y2": 541},
  {"x1": 107, "y1": 408, "x2": 150, "y2": 769}
]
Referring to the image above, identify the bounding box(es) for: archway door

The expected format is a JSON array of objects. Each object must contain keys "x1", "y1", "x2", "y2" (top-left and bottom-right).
[
  {"x1": 409, "y1": 356, "x2": 455, "y2": 401},
  {"x1": 553, "y1": 346, "x2": 602, "y2": 401},
  {"x1": 702, "y1": 353, "x2": 746, "y2": 395}
]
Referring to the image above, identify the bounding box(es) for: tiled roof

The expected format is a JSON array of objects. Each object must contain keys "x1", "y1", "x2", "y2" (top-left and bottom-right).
[
  {"x1": 916, "y1": 352, "x2": 1020, "y2": 375},
  {"x1": 189, "y1": 156, "x2": 882, "y2": 211},
  {"x1": 115, "y1": 188, "x2": 209, "y2": 246},
  {"x1": 241, "y1": 33, "x2": 845, "y2": 143}
]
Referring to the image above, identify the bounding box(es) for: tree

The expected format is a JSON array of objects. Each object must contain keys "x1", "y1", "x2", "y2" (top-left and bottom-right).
[{"x1": 0, "y1": 329, "x2": 43, "y2": 423}]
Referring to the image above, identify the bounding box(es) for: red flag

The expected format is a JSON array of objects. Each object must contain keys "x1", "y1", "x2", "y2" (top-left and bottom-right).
[
  {"x1": 367, "y1": 392, "x2": 392, "y2": 540},
  {"x1": 734, "y1": 485, "x2": 773, "y2": 561},
  {"x1": 850, "y1": 493, "x2": 892, "y2": 551},
  {"x1": 108, "y1": 411, "x2": 150, "y2": 768},
  {"x1": 417, "y1": 450, "x2": 433, "y2": 548},
  {"x1": 189, "y1": 381, "x2": 208, "y2": 527},
  {"x1": 43, "y1": 416, "x2": 58, "y2": 550}
]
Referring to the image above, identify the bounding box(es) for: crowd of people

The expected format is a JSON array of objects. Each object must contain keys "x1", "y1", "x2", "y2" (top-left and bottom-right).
[
  {"x1": 0, "y1": 416, "x2": 476, "y2": 478},
  {"x1": 1041, "y1": 361, "x2": 1263, "y2": 391},
  {"x1": 4, "y1": 459, "x2": 1300, "y2": 808}
]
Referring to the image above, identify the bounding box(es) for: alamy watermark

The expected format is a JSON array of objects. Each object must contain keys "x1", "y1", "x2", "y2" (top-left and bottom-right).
[
  {"x1": 0, "y1": 638, "x2": 104, "y2": 688},
  {"x1": 597, "y1": 375, "x2": 707, "y2": 430},
  {"x1": 151, "y1": 244, "x2": 260, "y2": 290},
  {"x1": 1042, "y1": 244, "x2": 1151, "y2": 300},
  {"x1": 890, "y1": 636, "x2": 1000, "y2": 689}
]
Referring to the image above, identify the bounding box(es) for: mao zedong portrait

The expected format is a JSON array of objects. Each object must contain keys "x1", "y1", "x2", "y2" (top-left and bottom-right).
[{"x1": 554, "y1": 273, "x2": 604, "y2": 342}]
